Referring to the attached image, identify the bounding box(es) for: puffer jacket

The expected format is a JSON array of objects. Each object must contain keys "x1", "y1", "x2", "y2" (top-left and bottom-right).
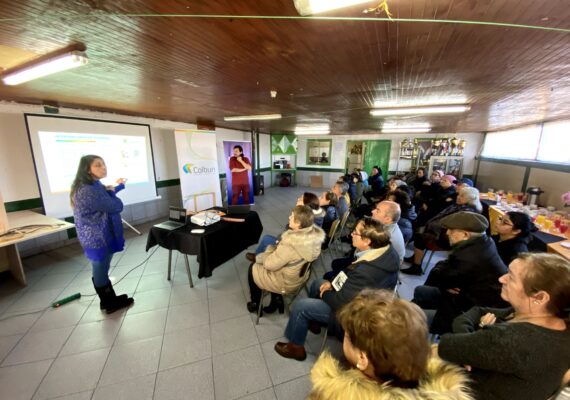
[
  {"x1": 253, "y1": 225, "x2": 325, "y2": 294},
  {"x1": 309, "y1": 352, "x2": 473, "y2": 400}
]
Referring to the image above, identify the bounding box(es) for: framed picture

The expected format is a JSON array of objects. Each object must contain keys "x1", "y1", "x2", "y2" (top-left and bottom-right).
[{"x1": 306, "y1": 139, "x2": 332, "y2": 166}]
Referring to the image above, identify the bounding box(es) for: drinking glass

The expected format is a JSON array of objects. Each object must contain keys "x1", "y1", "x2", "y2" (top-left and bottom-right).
[
  {"x1": 554, "y1": 218, "x2": 562, "y2": 229},
  {"x1": 543, "y1": 219, "x2": 553, "y2": 231},
  {"x1": 535, "y1": 215, "x2": 545, "y2": 226},
  {"x1": 560, "y1": 224, "x2": 569, "y2": 234}
]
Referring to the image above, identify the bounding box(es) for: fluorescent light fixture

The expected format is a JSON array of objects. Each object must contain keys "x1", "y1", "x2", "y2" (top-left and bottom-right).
[
  {"x1": 382, "y1": 122, "x2": 431, "y2": 129},
  {"x1": 224, "y1": 114, "x2": 282, "y2": 121},
  {"x1": 294, "y1": 124, "x2": 330, "y2": 135},
  {"x1": 381, "y1": 128, "x2": 432, "y2": 133},
  {"x1": 370, "y1": 105, "x2": 470, "y2": 116},
  {"x1": 293, "y1": 0, "x2": 370, "y2": 15},
  {"x1": 2, "y1": 51, "x2": 89, "y2": 86}
]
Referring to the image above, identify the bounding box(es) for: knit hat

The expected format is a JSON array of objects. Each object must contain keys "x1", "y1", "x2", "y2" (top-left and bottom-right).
[
  {"x1": 441, "y1": 211, "x2": 488, "y2": 233},
  {"x1": 441, "y1": 175, "x2": 457, "y2": 183},
  {"x1": 455, "y1": 177, "x2": 474, "y2": 187}
]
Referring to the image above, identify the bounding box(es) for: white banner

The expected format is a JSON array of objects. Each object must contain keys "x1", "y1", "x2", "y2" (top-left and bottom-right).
[{"x1": 174, "y1": 129, "x2": 222, "y2": 212}]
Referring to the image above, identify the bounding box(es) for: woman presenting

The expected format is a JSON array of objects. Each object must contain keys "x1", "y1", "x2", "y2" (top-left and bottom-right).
[
  {"x1": 70, "y1": 155, "x2": 134, "y2": 314},
  {"x1": 229, "y1": 145, "x2": 252, "y2": 204}
]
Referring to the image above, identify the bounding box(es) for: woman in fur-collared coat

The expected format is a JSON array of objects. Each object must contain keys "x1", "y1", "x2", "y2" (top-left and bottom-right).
[
  {"x1": 308, "y1": 290, "x2": 473, "y2": 400},
  {"x1": 247, "y1": 205, "x2": 325, "y2": 313}
]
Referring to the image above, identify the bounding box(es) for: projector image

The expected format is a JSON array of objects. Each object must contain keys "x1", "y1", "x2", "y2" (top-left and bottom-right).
[{"x1": 190, "y1": 211, "x2": 221, "y2": 226}]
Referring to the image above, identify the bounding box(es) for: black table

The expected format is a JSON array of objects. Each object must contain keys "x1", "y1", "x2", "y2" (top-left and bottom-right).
[{"x1": 146, "y1": 210, "x2": 263, "y2": 284}]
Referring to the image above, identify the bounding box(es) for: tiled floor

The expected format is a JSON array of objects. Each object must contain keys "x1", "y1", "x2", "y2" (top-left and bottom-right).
[{"x1": 0, "y1": 186, "x2": 441, "y2": 400}]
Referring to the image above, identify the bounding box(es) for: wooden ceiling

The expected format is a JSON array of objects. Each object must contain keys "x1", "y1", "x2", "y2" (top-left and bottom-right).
[{"x1": 0, "y1": 0, "x2": 568, "y2": 134}]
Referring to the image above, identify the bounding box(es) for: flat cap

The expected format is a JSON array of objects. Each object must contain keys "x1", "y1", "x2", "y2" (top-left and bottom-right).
[{"x1": 441, "y1": 211, "x2": 488, "y2": 233}]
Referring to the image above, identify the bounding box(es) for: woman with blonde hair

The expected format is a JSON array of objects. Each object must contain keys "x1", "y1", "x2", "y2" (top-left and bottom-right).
[
  {"x1": 309, "y1": 290, "x2": 473, "y2": 399},
  {"x1": 438, "y1": 253, "x2": 570, "y2": 399}
]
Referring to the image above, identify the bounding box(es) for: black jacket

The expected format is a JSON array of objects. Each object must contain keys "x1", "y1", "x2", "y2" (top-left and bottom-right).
[
  {"x1": 491, "y1": 235, "x2": 529, "y2": 266},
  {"x1": 424, "y1": 235, "x2": 508, "y2": 334},
  {"x1": 368, "y1": 173, "x2": 385, "y2": 196}
]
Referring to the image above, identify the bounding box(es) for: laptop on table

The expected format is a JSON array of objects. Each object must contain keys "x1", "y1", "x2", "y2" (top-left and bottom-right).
[{"x1": 154, "y1": 207, "x2": 188, "y2": 231}]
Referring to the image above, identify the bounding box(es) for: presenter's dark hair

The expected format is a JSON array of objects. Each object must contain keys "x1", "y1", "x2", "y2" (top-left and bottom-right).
[
  {"x1": 233, "y1": 145, "x2": 243, "y2": 154},
  {"x1": 70, "y1": 155, "x2": 102, "y2": 208}
]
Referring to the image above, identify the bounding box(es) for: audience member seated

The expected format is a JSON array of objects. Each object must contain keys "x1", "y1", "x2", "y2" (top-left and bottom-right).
[
  {"x1": 324, "y1": 200, "x2": 404, "y2": 280},
  {"x1": 357, "y1": 168, "x2": 369, "y2": 190},
  {"x1": 411, "y1": 167, "x2": 428, "y2": 195},
  {"x1": 492, "y1": 211, "x2": 535, "y2": 266},
  {"x1": 427, "y1": 174, "x2": 458, "y2": 216},
  {"x1": 454, "y1": 177, "x2": 473, "y2": 191},
  {"x1": 438, "y1": 253, "x2": 570, "y2": 400},
  {"x1": 348, "y1": 172, "x2": 364, "y2": 206},
  {"x1": 247, "y1": 205, "x2": 325, "y2": 314},
  {"x1": 318, "y1": 191, "x2": 339, "y2": 235},
  {"x1": 402, "y1": 187, "x2": 483, "y2": 275},
  {"x1": 385, "y1": 189, "x2": 417, "y2": 243},
  {"x1": 245, "y1": 191, "x2": 322, "y2": 262},
  {"x1": 308, "y1": 290, "x2": 473, "y2": 400},
  {"x1": 412, "y1": 212, "x2": 508, "y2": 334},
  {"x1": 364, "y1": 166, "x2": 385, "y2": 204},
  {"x1": 414, "y1": 169, "x2": 443, "y2": 212},
  {"x1": 332, "y1": 181, "x2": 350, "y2": 217},
  {"x1": 274, "y1": 218, "x2": 399, "y2": 361}
]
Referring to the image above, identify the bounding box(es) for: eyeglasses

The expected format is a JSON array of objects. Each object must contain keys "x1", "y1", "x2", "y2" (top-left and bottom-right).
[{"x1": 498, "y1": 216, "x2": 513, "y2": 226}]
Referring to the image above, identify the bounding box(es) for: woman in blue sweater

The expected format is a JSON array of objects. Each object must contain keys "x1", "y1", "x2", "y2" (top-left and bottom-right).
[{"x1": 70, "y1": 155, "x2": 134, "y2": 314}]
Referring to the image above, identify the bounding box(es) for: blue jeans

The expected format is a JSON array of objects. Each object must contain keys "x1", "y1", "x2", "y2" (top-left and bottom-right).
[
  {"x1": 91, "y1": 252, "x2": 113, "y2": 287},
  {"x1": 256, "y1": 235, "x2": 278, "y2": 254},
  {"x1": 284, "y1": 278, "x2": 332, "y2": 345}
]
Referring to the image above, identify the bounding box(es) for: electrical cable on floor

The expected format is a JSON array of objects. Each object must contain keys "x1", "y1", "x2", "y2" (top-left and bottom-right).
[{"x1": 0, "y1": 246, "x2": 160, "y2": 322}]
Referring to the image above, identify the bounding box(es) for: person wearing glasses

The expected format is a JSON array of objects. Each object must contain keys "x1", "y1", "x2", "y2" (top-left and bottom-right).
[
  {"x1": 492, "y1": 211, "x2": 535, "y2": 266},
  {"x1": 273, "y1": 218, "x2": 400, "y2": 361}
]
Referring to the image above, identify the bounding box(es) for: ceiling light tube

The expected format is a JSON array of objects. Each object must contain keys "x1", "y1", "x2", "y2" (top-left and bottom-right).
[
  {"x1": 293, "y1": 0, "x2": 370, "y2": 16},
  {"x1": 224, "y1": 114, "x2": 282, "y2": 121},
  {"x1": 294, "y1": 130, "x2": 330, "y2": 135},
  {"x1": 382, "y1": 123, "x2": 431, "y2": 129},
  {"x1": 2, "y1": 51, "x2": 89, "y2": 86},
  {"x1": 370, "y1": 105, "x2": 470, "y2": 116},
  {"x1": 381, "y1": 128, "x2": 432, "y2": 133}
]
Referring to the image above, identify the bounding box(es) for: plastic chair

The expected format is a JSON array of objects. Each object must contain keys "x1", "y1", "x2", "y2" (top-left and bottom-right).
[
  {"x1": 317, "y1": 219, "x2": 340, "y2": 271},
  {"x1": 331, "y1": 210, "x2": 351, "y2": 254},
  {"x1": 256, "y1": 261, "x2": 313, "y2": 325}
]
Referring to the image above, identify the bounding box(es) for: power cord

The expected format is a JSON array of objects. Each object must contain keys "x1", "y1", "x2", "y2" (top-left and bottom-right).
[{"x1": 0, "y1": 246, "x2": 160, "y2": 322}]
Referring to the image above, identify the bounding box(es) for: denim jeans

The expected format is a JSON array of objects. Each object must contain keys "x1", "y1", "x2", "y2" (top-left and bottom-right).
[
  {"x1": 255, "y1": 235, "x2": 278, "y2": 254},
  {"x1": 91, "y1": 252, "x2": 113, "y2": 287},
  {"x1": 284, "y1": 278, "x2": 332, "y2": 345}
]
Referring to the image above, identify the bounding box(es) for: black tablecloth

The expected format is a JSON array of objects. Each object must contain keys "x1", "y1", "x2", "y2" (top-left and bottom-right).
[{"x1": 146, "y1": 210, "x2": 263, "y2": 278}]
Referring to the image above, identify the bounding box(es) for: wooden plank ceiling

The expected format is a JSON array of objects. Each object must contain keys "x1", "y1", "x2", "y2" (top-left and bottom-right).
[{"x1": 0, "y1": 0, "x2": 568, "y2": 134}]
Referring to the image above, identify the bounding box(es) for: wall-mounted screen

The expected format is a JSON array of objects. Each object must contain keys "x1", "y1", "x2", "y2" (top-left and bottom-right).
[{"x1": 26, "y1": 114, "x2": 159, "y2": 217}]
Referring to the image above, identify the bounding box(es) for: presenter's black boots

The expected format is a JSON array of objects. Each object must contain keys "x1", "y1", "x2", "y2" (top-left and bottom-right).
[
  {"x1": 263, "y1": 294, "x2": 284, "y2": 314},
  {"x1": 94, "y1": 283, "x2": 134, "y2": 314}
]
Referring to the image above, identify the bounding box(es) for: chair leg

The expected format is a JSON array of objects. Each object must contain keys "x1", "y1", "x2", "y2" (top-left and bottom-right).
[
  {"x1": 319, "y1": 327, "x2": 329, "y2": 353},
  {"x1": 422, "y1": 250, "x2": 435, "y2": 275},
  {"x1": 256, "y1": 290, "x2": 267, "y2": 325}
]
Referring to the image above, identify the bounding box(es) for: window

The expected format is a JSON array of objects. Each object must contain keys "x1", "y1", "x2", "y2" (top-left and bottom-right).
[
  {"x1": 537, "y1": 120, "x2": 570, "y2": 164},
  {"x1": 306, "y1": 139, "x2": 332, "y2": 166},
  {"x1": 482, "y1": 125, "x2": 541, "y2": 160}
]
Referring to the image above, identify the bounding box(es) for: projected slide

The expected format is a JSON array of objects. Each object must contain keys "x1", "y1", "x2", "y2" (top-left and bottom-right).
[
  {"x1": 26, "y1": 114, "x2": 159, "y2": 218},
  {"x1": 39, "y1": 131, "x2": 149, "y2": 193}
]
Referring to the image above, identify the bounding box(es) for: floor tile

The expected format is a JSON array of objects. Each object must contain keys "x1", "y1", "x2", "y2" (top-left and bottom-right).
[
  {"x1": 237, "y1": 388, "x2": 277, "y2": 400},
  {"x1": 0, "y1": 359, "x2": 53, "y2": 400},
  {"x1": 159, "y1": 324, "x2": 211, "y2": 371},
  {"x1": 47, "y1": 390, "x2": 93, "y2": 400},
  {"x1": 155, "y1": 359, "x2": 214, "y2": 400},
  {"x1": 28, "y1": 272, "x2": 78, "y2": 292},
  {"x1": 2, "y1": 326, "x2": 74, "y2": 366},
  {"x1": 213, "y1": 345, "x2": 272, "y2": 400},
  {"x1": 169, "y1": 283, "x2": 208, "y2": 306},
  {"x1": 274, "y1": 375, "x2": 312, "y2": 400},
  {"x1": 260, "y1": 340, "x2": 316, "y2": 385},
  {"x1": 30, "y1": 301, "x2": 89, "y2": 333},
  {"x1": 92, "y1": 373, "x2": 155, "y2": 400},
  {"x1": 115, "y1": 308, "x2": 167, "y2": 344},
  {"x1": 5, "y1": 289, "x2": 63, "y2": 314},
  {"x1": 98, "y1": 336, "x2": 162, "y2": 386},
  {"x1": 126, "y1": 287, "x2": 171, "y2": 315},
  {"x1": 0, "y1": 312, "x2": 41, "y2": 337},
  {"x1": 208, "y1": 293, "x2": 248, "y2": 323},
  {"x1": 211, "y1": 315, "x2": 259, "y2": 356},
  {"x1": 59, "y1": 318, "x2": 122, "y2": 356},
  {"x1": 0, "y1": 334, "x2": 22, "y2": 362},
  {"x1": 33, "y1": 348, "x2": 109, "y2": 399},
  {"x1": 165, "y1": 302, "x2": 209, "y2": 333},
  {"x1": 136, "y1": 273, "x2": 173, "y2": 293}
]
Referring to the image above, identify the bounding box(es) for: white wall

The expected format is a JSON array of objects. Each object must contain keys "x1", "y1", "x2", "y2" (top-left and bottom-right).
[
  {"x1": 295, "y1": 132, "x2": 484, "y2": 175},
  {"x1": 259, "y1": 133, "x2": 271, "y2": 169},
  {"x1": 0, "y1": 102, "x2": 248, "y2": 203}
]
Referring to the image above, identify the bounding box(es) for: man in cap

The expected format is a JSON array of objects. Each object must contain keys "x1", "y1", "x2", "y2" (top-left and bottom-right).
[
  {"x1": 455, "y1": 177, "x2": 473, "y2": 192},
  {"x1": 411, "y1": 211, "x2": 508, "y2": 334}
]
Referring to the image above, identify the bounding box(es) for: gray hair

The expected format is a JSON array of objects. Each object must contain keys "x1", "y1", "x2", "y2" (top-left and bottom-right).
[{"x1": 459, "y1": 187, "x2": 482, "y2": 213}]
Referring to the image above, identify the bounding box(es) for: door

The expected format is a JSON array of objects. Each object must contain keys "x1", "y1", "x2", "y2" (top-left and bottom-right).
[{"x1": 362, "y1": 140, "x2": 391, "y2": 181}]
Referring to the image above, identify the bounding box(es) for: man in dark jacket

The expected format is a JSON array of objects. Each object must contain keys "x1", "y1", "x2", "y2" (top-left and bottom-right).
[
  {"x1": 364, "y1": 166, "x2": 384, "y2": 203},
  {"x1": 412, "y1": 211, "x2": 508, "y2": 334},
  {"x1": 273, "y1": 218, "x2": 400, "y2": 361}
]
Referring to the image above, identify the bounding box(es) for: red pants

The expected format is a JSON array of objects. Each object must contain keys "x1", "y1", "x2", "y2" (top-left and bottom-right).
[{"x1": 232, "y1": 184, "x2": 250, "y2": 205}]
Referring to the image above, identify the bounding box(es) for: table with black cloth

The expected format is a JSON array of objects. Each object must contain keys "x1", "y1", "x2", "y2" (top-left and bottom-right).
[{"x1": 146, "y1": 210, "x2": 263, "y2": 286}]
